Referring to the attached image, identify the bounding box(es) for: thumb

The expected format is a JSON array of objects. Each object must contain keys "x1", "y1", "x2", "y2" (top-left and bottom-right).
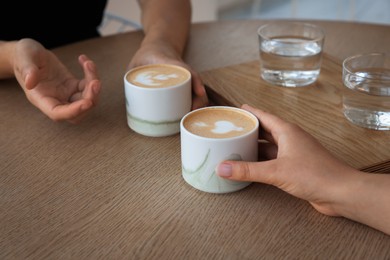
[
  {"x1": 15, "y1": 60, "x2": 39, "y2": 90},
  {"x1": 24, "y1": 68, "x2": 39, "y2": 90},
  {"x1": 216, "y1": 160, "x2": 277, "y2": 184}
]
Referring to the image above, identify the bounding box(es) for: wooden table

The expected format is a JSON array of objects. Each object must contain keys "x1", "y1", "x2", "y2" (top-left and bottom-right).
[{"x1": 1, "y1": 20, "x2": 390, "y2": 259}]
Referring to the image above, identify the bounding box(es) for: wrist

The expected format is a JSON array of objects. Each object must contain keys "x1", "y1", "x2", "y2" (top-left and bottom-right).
[
  {"x1": 331, "y1": 169, "x2": 366, "y2": 218},
  {"x1": 140, "y1": 25, "x2": 187, "y2": 58},
  {"x1": 138, "y1": 39, "x2": 183, "y2": 61},
  {"x1": 334, "y1": 170, "x2": 390, "y2": 234}
]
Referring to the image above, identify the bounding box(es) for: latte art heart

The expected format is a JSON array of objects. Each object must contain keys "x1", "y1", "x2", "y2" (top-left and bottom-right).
[
  {"x1": 135, "y1": 71, "x2": 179, "y2": 86},
  {"x1": 126, "y1": 64, "x2": 190, "y2": 88},
  {"x1": 194, "y1": 121, "x2": 245, "y2": 134},
  {"x1": 183, "y1": 107, "x2": 257, "y2": 138},
  {"x1": 212, "y1": 121, "x2": 244, "y2": 134}
]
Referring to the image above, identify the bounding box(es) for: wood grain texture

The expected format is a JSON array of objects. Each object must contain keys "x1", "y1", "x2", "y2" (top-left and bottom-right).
[
  {"x1": 1, "y1": 21, "x2": 390, "y2": 259},
  {"x1": 200, "y1": 54, "x2": 390, "y2": 170},
  {"x1": 186, "y1": 20, "x2": 390, "y2": 73},
  {"x1": 361, "y1": 159, "x2": 390, "y2": 173}
]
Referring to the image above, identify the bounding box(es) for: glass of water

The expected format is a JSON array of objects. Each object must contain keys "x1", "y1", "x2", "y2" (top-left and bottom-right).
[
  {"x1": 342, "y1": 53, "x2": 390, "y2": 130},
  {"x1": 257, "y1": 21, "x2": 325, "y2": 87}
]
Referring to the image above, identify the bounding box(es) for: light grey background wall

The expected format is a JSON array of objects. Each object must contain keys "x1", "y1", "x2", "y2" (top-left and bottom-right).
[{"x1": 100, "y1": 0, "x2": 390, "y2": 36}]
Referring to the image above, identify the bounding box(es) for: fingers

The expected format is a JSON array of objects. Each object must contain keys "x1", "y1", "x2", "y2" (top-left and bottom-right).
[
  {"x1": 192, "y1": 95, "x2": 209, "y2": 110},
  {"x1": 241, "y1": 104, "x2": 292, "y2": 145},
  {"x1": 43, "y1": 54, "x2": 100, "y2": 123},
  {"x1": 216, "y1": 160, "x2": 277, "y2": 184},
  {"x1": 242, "y1": 104, "x2": 285, "y2": 132},
  {"x1": 39, "y1": 98, "x2": 93, "y2": 123},
  {"x1": 78, "y1": 54, "x2": 89, "y2": 64},
  {"x1": 190, "y1": 69, "x2": 208, "y2": 110},
  {"x1": 77, "y1": 54, "x2": 101, "y2": 105},
  {"x1": 15, "y1": 55, "x2": 40, "y2": 91},
  {"x1": 67, "y1": 79, "x2": 100, "y2": 122},
  {"x1": 190, "y1": 69, "x2": 206, "y2": 97},
  {"x1": 24, "y1": 67, "x2": 39, "y2": 90},
  {"x1": 84, "y1": 79, "x2": 101, "y2": 105},
  {"x1": 79, "y1": 54, "x2": 99, "y2": 83}
]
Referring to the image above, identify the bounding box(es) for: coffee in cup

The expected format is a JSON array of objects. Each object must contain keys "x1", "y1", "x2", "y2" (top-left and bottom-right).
[
  {"x1": 124, "y1": 64, "x2": 192, "y2": 137},
  {"x1": 183, "y1": 107, "x2": 257, "y2": 139},
  {"x1": 126, "y1": 64, "x2": 190, "y2": 89},
  {"x1": 180, "y1": 106, "x2": 259, "y2": 193}
]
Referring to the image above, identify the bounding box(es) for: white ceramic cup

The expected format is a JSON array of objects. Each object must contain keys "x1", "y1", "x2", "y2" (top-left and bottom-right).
[
  {"x1": 124, "y1": 64, "x2": 192, "y2": 137},
  {"x1": 180, "y1": 106, "x2": 259, "y2": 193}
]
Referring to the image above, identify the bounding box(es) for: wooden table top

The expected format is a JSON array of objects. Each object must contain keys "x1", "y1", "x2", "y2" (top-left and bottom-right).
[
  {"x1": 201, "y1": 54, "x2": 390, "y2": 170},
  {"x1": 1, "y1": 20, "x2": 390, "y2": 259}
]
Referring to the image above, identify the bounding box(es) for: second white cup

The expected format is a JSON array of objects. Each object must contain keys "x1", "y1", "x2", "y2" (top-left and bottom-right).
[
  {"x1": 181, "y1": 106, "x2": 259, "y2": 193},
  {"x1": 124, "y1": 64, "x2": 192, "y2": 137}
]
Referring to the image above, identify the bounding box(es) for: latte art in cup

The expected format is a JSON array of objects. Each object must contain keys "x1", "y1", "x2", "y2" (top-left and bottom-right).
[
  {"x1": 126, "y1": 64, "x2": 190, "y2": 88},
  {"x1": 180, "y1": 106, "x2": 259, "y2": 193},
  {"x1": 183, "y1": 107, "x2": 257, "y2": 138},
  {"x1": 124, "y1": 64, "x2": 192, "y2": 137}
]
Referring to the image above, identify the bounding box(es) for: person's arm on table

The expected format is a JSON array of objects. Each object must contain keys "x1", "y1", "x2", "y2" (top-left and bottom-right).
[
  {"x1": 0, "y1": 39, "x2": 101, "y2": 123},
  {"x1": 131, "y1": 0, "x2": 208, "y2": 109},
  {"x1": 216, "y1": 104, "x2": 390, "y2": 235}
]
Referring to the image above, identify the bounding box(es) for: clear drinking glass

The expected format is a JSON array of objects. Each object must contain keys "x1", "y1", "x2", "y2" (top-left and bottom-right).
[
  {"x1": 257, "y1": 22, "x2": 325, "y2": 87},
  {"x1": 342, "y1": 53, "x2": 390, "y2": 130}
]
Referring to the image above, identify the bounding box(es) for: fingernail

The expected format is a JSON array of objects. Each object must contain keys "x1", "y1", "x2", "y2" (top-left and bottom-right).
[
  {"x1": 80, "y1": 101, "x2": 92, "y2": 111},
  {"x1": 217, "y1": 163, "x2": 232, "y2": 177}
]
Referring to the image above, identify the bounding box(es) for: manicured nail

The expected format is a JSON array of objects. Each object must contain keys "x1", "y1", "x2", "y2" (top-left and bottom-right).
[{"x1": 217, "y1": 163, "x2": 232, "y2": 177}]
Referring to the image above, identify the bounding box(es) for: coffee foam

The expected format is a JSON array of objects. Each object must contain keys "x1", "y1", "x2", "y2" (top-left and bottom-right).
[
  {"x1": 183, "y1": 107, "x2": 257, "y2": 138},
  {"x1": 127, "y1": 64, "x2": 190, "y2": 88}
]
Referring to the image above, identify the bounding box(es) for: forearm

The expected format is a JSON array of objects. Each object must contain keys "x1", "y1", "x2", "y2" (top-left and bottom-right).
[
  {"x1": 336, "y1": 171, "x2": 390, "y2": 235},
  {"x1": 137, "y1": 0, "x2": 191, "y2": 57},
  {"x1": 0, "y1": 41, "x2": 16, "y2": 79}
]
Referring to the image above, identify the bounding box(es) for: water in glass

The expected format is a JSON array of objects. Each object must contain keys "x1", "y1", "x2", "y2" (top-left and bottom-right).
[
  {"x1": 343, "y1": 68, "x2": 390, "y2": 130},
  {"x1": 260, "y1": 36, "x2": 322, "y2": 87}
]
